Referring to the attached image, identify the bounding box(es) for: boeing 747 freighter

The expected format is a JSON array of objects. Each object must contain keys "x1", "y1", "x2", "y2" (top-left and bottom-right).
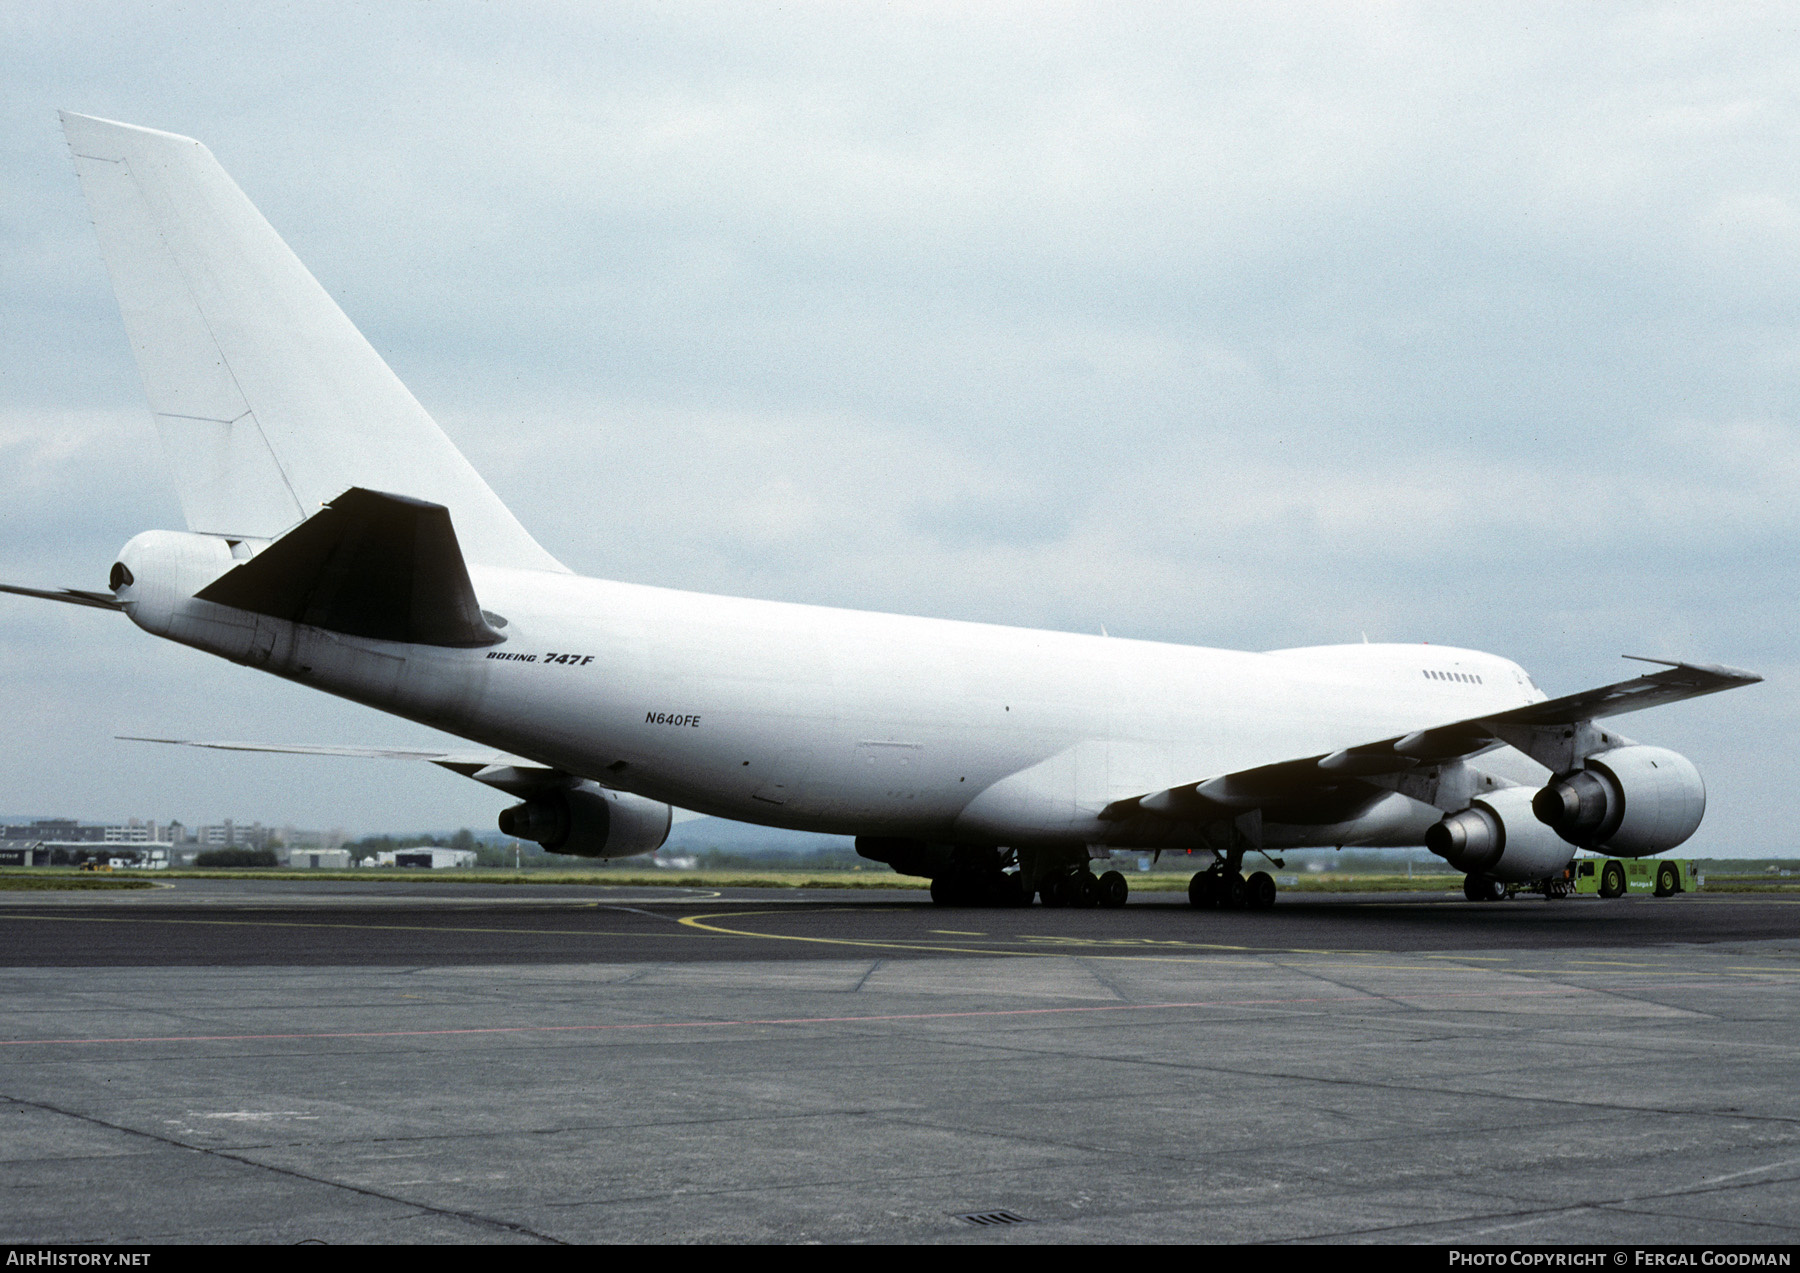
[{"x1": 1, "y1": 115, "x2": 1760, "y2": 909}]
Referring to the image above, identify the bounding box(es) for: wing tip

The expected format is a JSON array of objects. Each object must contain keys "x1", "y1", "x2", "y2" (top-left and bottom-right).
[{"x1": 1622, "y1": 654, "x2": 1763, "y2": 685}]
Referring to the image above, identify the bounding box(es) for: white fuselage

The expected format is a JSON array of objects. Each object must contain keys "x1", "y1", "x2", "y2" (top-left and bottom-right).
[{"x1": 116, "y1": 528, "x2": 1549, "y2": 850}]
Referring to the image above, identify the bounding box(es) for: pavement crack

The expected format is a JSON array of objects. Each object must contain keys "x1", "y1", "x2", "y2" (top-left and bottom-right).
[
  {"x1": 0, "y1": 1092, "x2": 567, "y2": 1244},
  {"x1": 1274, "y1": 959, "x2": 1431, "y2": 1013},
  {"x1": 835, "y1": 1023, "x2": 1800, "y2": 1130}
]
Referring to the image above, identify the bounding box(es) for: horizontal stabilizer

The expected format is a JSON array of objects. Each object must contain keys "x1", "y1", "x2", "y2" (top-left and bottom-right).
[
  {"x1": 196, "y1": 487, "x2": 503, "y2": 647},
  {"x1": 0, "y1": 584, "x2": 122, "y2": 611},
  {"x1": 122, "y1": 736, "x2": 584, "y2": 796}
]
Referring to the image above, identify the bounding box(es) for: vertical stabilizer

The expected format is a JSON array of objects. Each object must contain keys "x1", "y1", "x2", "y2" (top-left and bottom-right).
[{"x1": 60, "y1": 112, "x2": 565, "y2": 573}]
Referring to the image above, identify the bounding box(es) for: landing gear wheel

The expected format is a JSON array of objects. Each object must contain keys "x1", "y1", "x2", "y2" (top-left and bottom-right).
[
  {"x1": 1071, "y1": 872, "x2": 1100, "y2": 909},
  {"x1": 1098, "y1": 870, "x2": 1129, "y2": 908},
  {"x1": 1040, "y1": 875, "x2": 1068, "y2": 908},
  {"x1": 1654, "y1": 861, "x2": 1679, "y2": 897},
  {"x1": 1007, "y1": 874, "x2": 1035, "y2": 906},
  {"x1": 1463, "y1": 874, "x2": 1506, "y2": 902},
  {"x1": 930, "y1": 876, "x2": 958, "y2": 906},
  {"x1": 1599, "y1": 861, "x2": 1626, "y2": 899},
  {"x1": 1216, "y1": 871, "x2": 1248, "y2": 911},
  {"x1": 1188, "y1": 871, "x2": 1218, "y2": 909},
  {"x1": 1245, "y1": 870, "x2": 1277, "y2": 910}
]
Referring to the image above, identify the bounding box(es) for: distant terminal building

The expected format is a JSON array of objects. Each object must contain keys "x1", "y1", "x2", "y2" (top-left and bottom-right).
[
  {"x1": 0, "y1": 843, "x2": 169, "y2": 868},
  {"x1": 1, "y1": 817, "x2": 346, "y2": 867},
  {"x1": 1, "y1": 820, "x2": 178, "y2": 867}
]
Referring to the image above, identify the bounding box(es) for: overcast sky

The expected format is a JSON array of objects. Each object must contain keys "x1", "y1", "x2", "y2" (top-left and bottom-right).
[{"x1": 2, "y1": 3, "x2": 1795, "y2": 852}]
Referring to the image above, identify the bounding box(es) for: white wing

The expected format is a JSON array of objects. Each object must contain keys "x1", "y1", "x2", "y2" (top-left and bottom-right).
[{"x1": 1112, "y1": 658, "x2": 1762, "y2": 822}]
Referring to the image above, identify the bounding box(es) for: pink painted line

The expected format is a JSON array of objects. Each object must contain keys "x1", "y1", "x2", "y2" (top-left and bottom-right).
[{"x1": 0, "y1": 982, "x2": 1736, "y2": 1048}]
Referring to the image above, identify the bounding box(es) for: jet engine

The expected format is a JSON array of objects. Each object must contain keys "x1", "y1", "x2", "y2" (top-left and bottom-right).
[
  {"x1": 1426, "y1": 786, "x2": 1574, "y2": 882},
  {"x1": 498, "y1": 782, "x2": 672, "y2": 858},
  {"x1": 1531, "y1": 745, "x2": 1705, "y2": 857}
]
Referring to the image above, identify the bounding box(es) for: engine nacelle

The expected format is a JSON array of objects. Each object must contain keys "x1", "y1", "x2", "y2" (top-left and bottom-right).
[
  {"x1": 1426, "y1": 786, "x2": 1575, "y2": 882},
  {"x1": 1531, "y1": 745, "x2": 1705, "y2": 857},
  {"x1": 498, "y1": 782, "x2": 672, "y2": 859}
]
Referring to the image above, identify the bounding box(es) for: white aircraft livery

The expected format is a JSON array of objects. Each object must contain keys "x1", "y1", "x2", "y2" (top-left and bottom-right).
[{"x1": 3, "y1": 113, "x2": 1762, "y2": 909}]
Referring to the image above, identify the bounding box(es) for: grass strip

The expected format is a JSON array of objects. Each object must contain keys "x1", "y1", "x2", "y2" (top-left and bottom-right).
[{"x1": 0, "y1": 876, "x2": 159, "y2": 891}]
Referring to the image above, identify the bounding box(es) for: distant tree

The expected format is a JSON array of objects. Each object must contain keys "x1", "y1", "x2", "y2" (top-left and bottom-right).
[
  {"x1": 350, "y1": 833, "x2": 448, "y2": 855},
  {"x1": 474, "y1": 838, "x2": 517, "y2": 868}
]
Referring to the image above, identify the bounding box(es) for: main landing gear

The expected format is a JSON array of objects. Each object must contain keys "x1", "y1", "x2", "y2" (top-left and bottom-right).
[
  {"x1": 926, "y1": 866, "x2": 1131, "y2": 908},
  {"x1": 1188, "y1": 866, "x2": 1277, "y2": 911},
  {"x1": 926, "y1": 845, "x2": 1137, "y2": 909},
  {"x1": 1037, "y1": 868, "x2": 1129, "y2": 909}
]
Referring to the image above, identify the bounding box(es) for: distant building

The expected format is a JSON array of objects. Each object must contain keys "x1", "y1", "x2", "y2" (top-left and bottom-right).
[
  {"x1": 369, "y1": 848, "x2": 477, "y2": 869},
  {"x1": 283, "y1": 848, "x2": 352, "y2": 870},
  {"x1": 195, "y1": 820, "x2": 270, "y2": 849},
  {"x1": 0, "y1": 843, "x2": 168, "y2": 868},
  {"x1": 103, "y1": 819, "x2": 178, "y2": 844},
  {"x1": 279, "y1": 826, "x2": 348, "y2": 851},
  {"x1": 2, "y1": 819, "x2": 105, "y2": 843}
]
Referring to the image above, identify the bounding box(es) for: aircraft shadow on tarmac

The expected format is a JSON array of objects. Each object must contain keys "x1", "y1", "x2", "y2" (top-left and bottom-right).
[{"x1": 0, "y1": 890, "x2": 1788, "y2": 967}]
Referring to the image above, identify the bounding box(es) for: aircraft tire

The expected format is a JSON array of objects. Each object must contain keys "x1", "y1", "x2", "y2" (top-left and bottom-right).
[
  {"x1": 1463, "y1": 874, "x2": 1506, "y2": 902},
  {"x1": 1072, "y1": 872, "x2": 1100, "y2": 909},
  {"x1": 1040, "y1": 875, "x2": 1068, "y2": 908},
  {"x1": 1246, "y1": 870, "x2": 1277, "y2": 910},
  {"x1": 930, "y1": 876, "x2": 956, "y2": 906},
  {"x1": 1098, "y1": 870, "x2": 1128, "y2": 908},
  {"x1": 1217, "y1": 872, "x2": 1247, "y2": 910},
  {"x1": 1188, "y1": 871, "x2": 1218, "y2": 909},
  {"x1": 1461, "y1": 875, "x2": 1504, "y2": 907}
]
